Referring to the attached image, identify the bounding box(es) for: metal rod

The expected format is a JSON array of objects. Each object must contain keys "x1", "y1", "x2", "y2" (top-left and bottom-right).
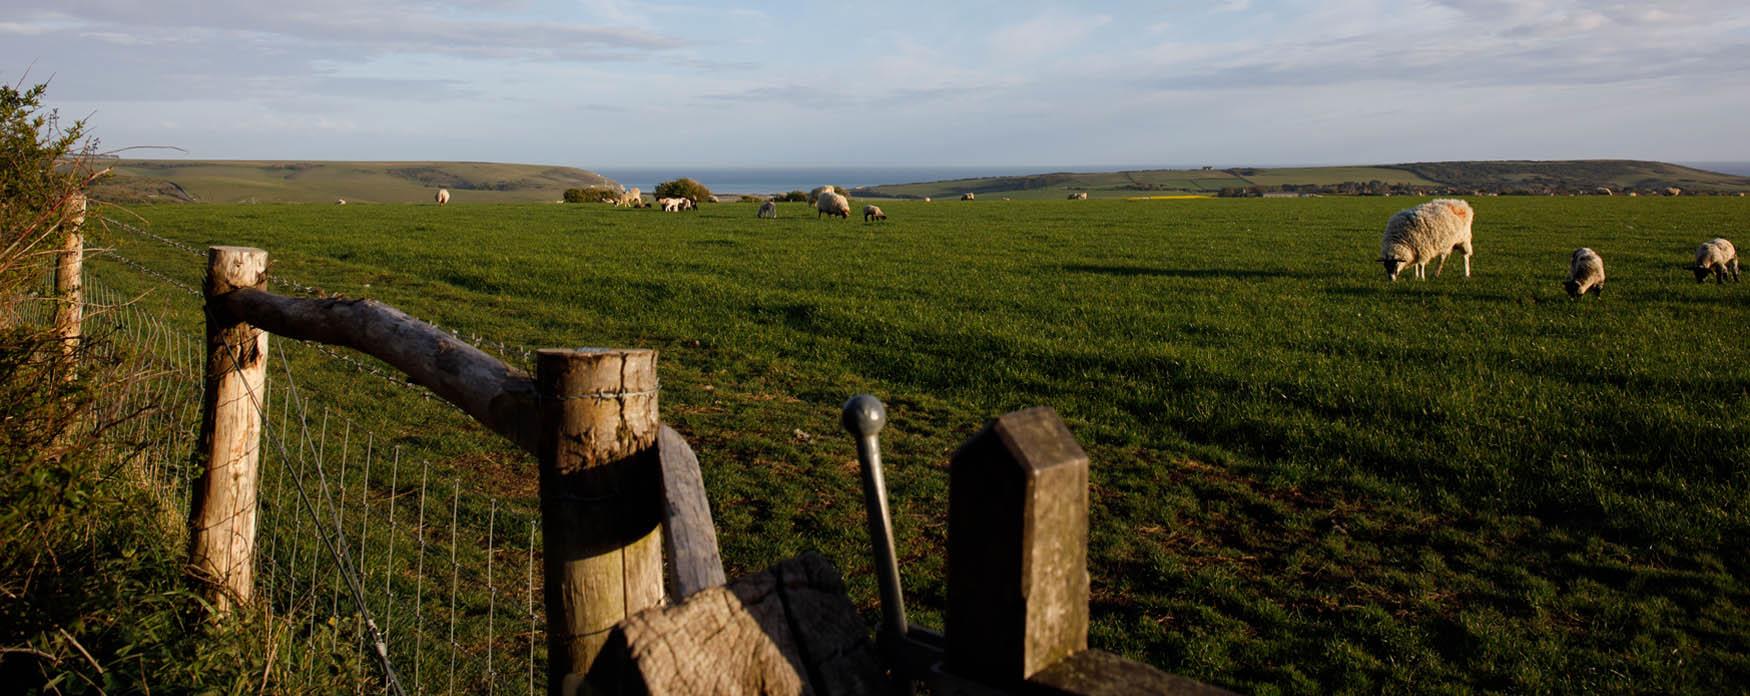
[{"x1": 841, "y1": 394, "x2": 908, "y2": 640}]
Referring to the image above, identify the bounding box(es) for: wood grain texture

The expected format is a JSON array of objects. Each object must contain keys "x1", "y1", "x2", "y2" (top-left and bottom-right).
[
  {"x1": 189, "y1": 246, "x2": 270, "y2": 613},
  {"x1": 946, "y1": 407, "x2": 1090, "y2": 684},
  {"x1": 215, "y1": 288, "x2": 540, "y2": 453},
  {"x1": 52, "y1": 192, "x2": 84, "y2": 367},
  {"x1": 658, "y1": 425, "x2": 726, "y2": 601},
  {"x1": 619, "y1": 551, "x2": 887, "y2": 696},
  {"x1": 536, "y1": 348, "x2": 663, "y2": 695}
]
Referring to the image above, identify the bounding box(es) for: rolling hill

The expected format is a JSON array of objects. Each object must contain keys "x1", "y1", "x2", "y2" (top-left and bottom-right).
[
  {"x1": 854, "y1": 160, "x2": 1750, "y2": 199},
  {"x1": 89, "y1": 160, "x2": 619, "y2": 204}
]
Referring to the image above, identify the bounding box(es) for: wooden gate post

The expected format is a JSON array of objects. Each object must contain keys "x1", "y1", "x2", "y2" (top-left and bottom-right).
[
  {"x1": 52, "y1": 192, "x2": 85, "y2": 369},
  {"x1": 946, "y1": 406, "x2": 1090, "y2": 684},
  {"x1": 189, "y1": 246, "x2": 270, "y2": 614},
  {"x1": 535, "y1": 348, "x2": 664, "y2": 695}
]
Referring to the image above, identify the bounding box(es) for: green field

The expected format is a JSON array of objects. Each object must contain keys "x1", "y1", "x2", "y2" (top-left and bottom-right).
[
  {"x1": 90, "y1": 159, "x2": 618, "y2": 204},
  {"x1": 93, "y1": 197, "x2": 1750, "y2": 693}
]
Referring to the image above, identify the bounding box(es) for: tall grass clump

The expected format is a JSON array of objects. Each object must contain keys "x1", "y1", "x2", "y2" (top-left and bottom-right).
[{"x1": 0, "y1": 79, "x2": 365, "y2": 692}]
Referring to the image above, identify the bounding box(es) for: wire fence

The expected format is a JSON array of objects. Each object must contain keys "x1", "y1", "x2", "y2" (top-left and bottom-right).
[{"x1": 30, "y1": 226, "x2": 552, "y2": 694}]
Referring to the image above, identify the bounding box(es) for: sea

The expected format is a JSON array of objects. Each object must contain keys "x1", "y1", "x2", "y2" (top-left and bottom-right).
[{"x1": 590, "y1": 166, "x2": 1107, "y2": 195}]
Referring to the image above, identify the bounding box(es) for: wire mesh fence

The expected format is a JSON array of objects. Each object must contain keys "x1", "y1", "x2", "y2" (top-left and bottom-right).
[{"x1": 31, "y1": 229, "x2": 552, "y2": 694}]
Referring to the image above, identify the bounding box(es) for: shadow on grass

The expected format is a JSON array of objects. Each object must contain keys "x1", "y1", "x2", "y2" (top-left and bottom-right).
[{"x1": 1061, "y1": 264, "x2": 1322, "y2": 280}]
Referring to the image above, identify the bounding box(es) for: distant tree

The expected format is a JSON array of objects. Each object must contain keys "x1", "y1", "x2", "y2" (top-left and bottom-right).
[
  {"x1": 774, "y1": 190, "x2": 808, "y2": 202},
  {"x1": 654, "y1": 178, "x2": 712, "y2": 201},
  {"x1": 563, "y1": 186, "x2": 618, "y2": 203}
]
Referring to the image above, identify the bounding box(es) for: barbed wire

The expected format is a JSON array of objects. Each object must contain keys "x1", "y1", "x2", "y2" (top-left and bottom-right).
[
  {"x1": 97, "y1": 250, "x2": 202, "y2": 297},
  {"x1": 98, "y1": 217, "x2": 205, "y2": 258}
]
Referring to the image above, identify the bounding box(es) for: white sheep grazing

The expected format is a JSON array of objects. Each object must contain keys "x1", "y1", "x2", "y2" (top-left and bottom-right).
[
  {"x1": 1565, "y1": 248, "x2": 1605, "y2": 299},
  {"x1": 863, "y1": 205, "x2": 886, "y2": 222},
  {"x1": 757, "y1": 200, "x2": 778, "y2": 218},
  {"x1": 961, "y1": 192, "x2": 975, "y2": 201},
  {"x1": 1692, "y1": 238, "x2": 1740, "y2": 284},
  {"x1": 817, "y1": 191, "x2": 851, "y2": 219},
  {"x1": 1068, "y1": 192, "x2": 1088, "y2": 200},
  {"x1": 707, "y1": 195, "x2": 720, "y2": 204},
  {"x1": 435, "y1": 189, "x2": 450, "y2": 206},
  {"x1": 658, "y1": 197, "x2": 684, "y2": 212},
  {"x1": 809, "y1": 186, "x2": 838, "y2": 204},
  {"x1": 922, "y1": 197, "x2": 931, "y2": 202},
  {"x1": 1379, "y1": 198, "x2": 1475, "y2": 281},
  {"x1": 336, "y1": 198, "x2": 347, "y2": 205}
]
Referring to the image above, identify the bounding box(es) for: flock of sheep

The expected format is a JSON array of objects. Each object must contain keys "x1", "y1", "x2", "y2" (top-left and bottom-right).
[
  {"x1": 426, "y1": 186, "x2": 1740, "y2": 295},
  {"x1": 1380, "y1": 198, "x2": 1740, "y2": 298}
]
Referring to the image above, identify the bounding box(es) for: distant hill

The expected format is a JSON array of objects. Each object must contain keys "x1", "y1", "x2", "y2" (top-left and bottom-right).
[
  {"x1": 854, "y1": 160, "x2": 1750, "y2": 199},
  {"x1": 89, "y1": 160, "x2": 619, "y2": 204}
]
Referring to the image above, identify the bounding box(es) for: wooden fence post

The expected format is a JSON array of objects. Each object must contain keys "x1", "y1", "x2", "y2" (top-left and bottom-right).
[
  {"x1": 189, "y1": 246, "x2": 270, "y2": 614},
  {"x1": 52, "y1": 192, "x2": 85, "y2": 369},
  {"x1": 535, "y1": 348, "x2": 663, "y2": 695},
  {"x1": 946, "y1": 406, "x2": 1089, "y2": 685}
]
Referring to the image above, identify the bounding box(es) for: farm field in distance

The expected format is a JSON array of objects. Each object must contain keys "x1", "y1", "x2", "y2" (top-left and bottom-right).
[{"x1": 99, "y1": 196, "x2": 1749, "y2": 694}]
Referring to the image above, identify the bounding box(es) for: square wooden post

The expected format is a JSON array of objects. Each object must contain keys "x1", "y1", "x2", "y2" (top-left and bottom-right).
[{"x1": 946, "y1": 406, "x2": 1089, "y2": 684}]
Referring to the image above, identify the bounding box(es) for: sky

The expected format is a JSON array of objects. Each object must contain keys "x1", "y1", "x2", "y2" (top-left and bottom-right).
[{"x1": 4, "y1": 0, "x2": 1749, "y2": 169}]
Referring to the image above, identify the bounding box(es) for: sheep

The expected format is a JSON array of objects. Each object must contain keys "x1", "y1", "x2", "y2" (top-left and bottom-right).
[
  {"x1": 659, "y1": 197, "x2": 690, "y2": 212},
  {"x1": 1068, "y1": 192, "x2": 1088, "y2": 200},
  {"x1": 961, "y1": 192, "x2": 975, "y2": 201},
  {"x1": 1692, "y1": 238, "x2": 1740, "y2": 284},
  {"x1": 922, "y1": 197, "x2": 931, "y2": 202},
  {"x1": 757, "y1": 200, "x2": 778, "y2": 219},
  {"x1": 435, "y1": 189, "x2": 450, "y2": 206},
  {"x1": 1667, "y1": 187, "x2": 1683, "y2": 197},
  {"x1": 1565, "y1": 248, "x2": 1606, "y2": 299},
  {"x1": 817, "y1": 191, "x2": 851, "y2": 219},
  {"x1": 863, "y1": 205, "x2": 886, "y2": 222},
  {"x1": 707, "y1": 195, "x2": 720, "y2": 204},
  {"x1": 336, "y1": 198, "x2": 347, "y2": 205},
  {"x1": 809, "y1": 186, "x2": 839, "y2": 204},
  {"x1": 613, "y1": 187, "x2": 645, "y2": 208},
  {"x1": 1378, "y1": 198, "x2": 1475, "y2": 281}
]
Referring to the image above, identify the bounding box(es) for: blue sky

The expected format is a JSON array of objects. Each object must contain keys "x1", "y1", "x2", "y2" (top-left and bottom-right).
[{"x1": 5, "y1": 0, "x2": 1748, "y2": 168}]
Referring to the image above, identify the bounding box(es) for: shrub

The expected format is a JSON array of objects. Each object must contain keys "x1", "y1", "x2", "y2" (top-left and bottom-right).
[
  {"x1": 654, "y1": 178, "x2": 712, "y2": 202},
  {"x1": 563, "y1": 186, "x2": 619, "y2": 203},
  {"x1": 774, "y1": 190, "x2": 808, "y2": 203}
]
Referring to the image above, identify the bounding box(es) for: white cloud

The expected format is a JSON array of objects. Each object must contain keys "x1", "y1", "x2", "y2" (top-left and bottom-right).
[{"x1": 989, "y1": 12, "x2": 1112, "y2": 64}]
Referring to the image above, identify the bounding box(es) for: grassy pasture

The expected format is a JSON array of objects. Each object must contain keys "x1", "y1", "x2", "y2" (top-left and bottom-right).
[{"x1": 98, "y1": 196, "x2": 1749, "y2": 694}]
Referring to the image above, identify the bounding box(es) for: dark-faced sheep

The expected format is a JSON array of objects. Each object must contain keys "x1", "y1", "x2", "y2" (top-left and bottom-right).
[
  {"x1": 1692, "y1": 238, "x2": 1740, "y2": 283},
  {"x1": 1068, "y1": 192, "x2": 1088, "y2": 200},
  {"x1": 1379, "y1": 198, "x2": 1475, "y2": 281},
  {"x1": 757, "y1": 200, "x2": 778, "y2": 219},
  {"x1": 1565, "y1": 248, "x2": 1605, "y2": 299},
  {"x1": 863, "y1": 205, "x2": 886, "y2": 222},
  {"x1": 817, "y1": 191, "x2": 851, "y2": 219},
  {"x1": 961, "y1": 192, "x2": 975, "y2": 201}
]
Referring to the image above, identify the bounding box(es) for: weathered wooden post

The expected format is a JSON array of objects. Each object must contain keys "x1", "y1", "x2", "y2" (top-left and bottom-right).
[
  {"x1": 946, "y1": 406, "x2": 1090, "y2": 684},
  {"x1": 535, "y1": 348, "x2": 664, "y2": 695},
  {"x1": 189, "y1": 246, "x2": 270, "y2": 613},
  {"x1": 52, "y1": 192, "x2": 85, "y2": 369}
]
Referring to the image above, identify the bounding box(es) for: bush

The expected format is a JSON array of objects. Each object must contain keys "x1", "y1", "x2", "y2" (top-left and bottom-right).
[
  {"x1": 654, "y1": 178, "x2": 712, "y2": 202},
  {"x1": 563, "y1": 186, "x2": 619, "y2": 203},
  {"x1": 774, "y1": 190, "x2": 808, "y2": 203}
]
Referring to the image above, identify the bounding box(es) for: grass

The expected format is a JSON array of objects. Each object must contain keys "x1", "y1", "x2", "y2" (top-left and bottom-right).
[
  {"x1": 91, "y1": 196, "x2": 1750, "y2": 694},
  {"x1": 92, "y1": 159, "x2": 617, "y2": 204}
]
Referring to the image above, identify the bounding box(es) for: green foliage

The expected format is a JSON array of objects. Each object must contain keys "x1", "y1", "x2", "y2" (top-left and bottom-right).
[
  {"x1": 110, "y1": 196, "x2": 1750, "y2": 692},
  {"x1": 0, "y1": 81, "x2": 363, "y2": 693},
  {"x1": 654, "y1": 177, "x2": 712, "y2": 202},
  {"x1": 563, "y1": 186, "x2": 619, "y2": 203},
  {"x1": 774, "y1": 190, "x2": 809, "y2": 202}
]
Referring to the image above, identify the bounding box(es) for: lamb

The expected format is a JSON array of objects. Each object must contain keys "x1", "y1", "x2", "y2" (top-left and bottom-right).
[
  {"x1": 758, "y1": 200, "x2": 778, "y2": 218},
  {"x1": 863, "y1": 205, "x2": 886, "y2": 222},
  {"x1": 961, "y1": 192, "x2": 975, "y2": 201},
  {"x1": 1378, "y1": 198, "x2": 1475, "y2": 281},
  {"x1": 1564, "y1": 248, "x2": 1605, "y2": 299},
  {"x1": 614, "y1": 187, "x2": 645, "y2": 208},
  {"x1": 658, "y1": 197, "x2": 683, "y2": 212},
  {"x1": 817, "y1": 191, "x2": 851, "y2": 219},
  {"x1": 336, "y1": 198, "x2": 347, "y2": 205},
  {"x1": 1068, "y1": 192, "x2": 1088, "y2": 200},
  {"x1": 1692, "y1": 238, "x2": 1740, "y2": 284},
  {"x1": 435, "y1": 189, "x2": 450, "y2": 206}
]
